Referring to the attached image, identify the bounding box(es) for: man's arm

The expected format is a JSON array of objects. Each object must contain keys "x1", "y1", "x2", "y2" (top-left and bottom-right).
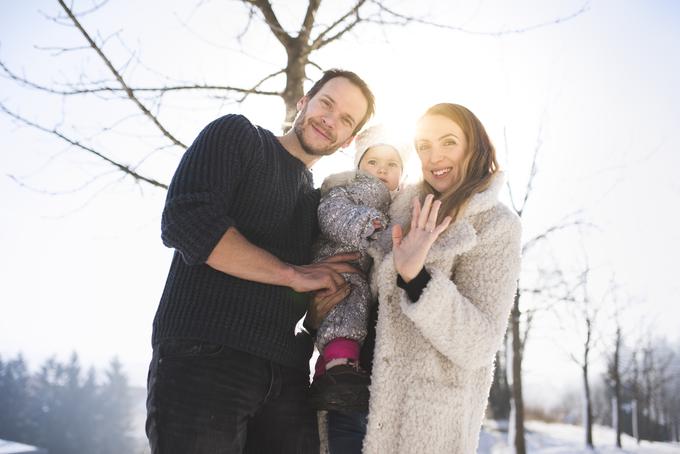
[{"x1": 206, "y1": 226, "x2": 359, "y2": 294}]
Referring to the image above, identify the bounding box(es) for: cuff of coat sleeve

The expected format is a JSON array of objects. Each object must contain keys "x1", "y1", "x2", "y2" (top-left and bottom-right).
[{"x1": 397, "y1": 267, "x2": 432, "y2": 303}]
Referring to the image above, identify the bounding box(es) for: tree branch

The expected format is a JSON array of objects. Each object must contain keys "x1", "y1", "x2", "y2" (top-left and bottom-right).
[
  {"x1": 244, "y1": 0, "x2": 292, "y2": 47},
  {"x1": 372, "y1": 0, "x2": 591, "y2": 37},
  {"x1": 522, "y1": 217, "x2": 597, "y2": 255},
  {"x1": 518, "y1": 125, "x2": 543, "y2": 216},
  {"x1": 238, "y1": 68, "x2": 285, "y2": 102},
  {"x1": 299, "y1": 0, "x2": 321, "y2": 43},
  {"x1": 0, "y1": 102, "x2": 168, "y2": 190},
  {"x1": 7, "y1": 170, "x2": 118, "y2": 196},
  {"x1": 56, "y1": 0, "x2": 186, "y2": 149},
  {"x1": 236, "y1": 4, "x2": 257, "y2": 43},
  {"x1": 0, "y1": 60, "x2": 280, "y2": 97},
  {"x1": 504, "y1": 127, "x2": 522, "y2": 214},
  {"x1": 310, "y1": 0, "x2": 367, "y2": 51}
]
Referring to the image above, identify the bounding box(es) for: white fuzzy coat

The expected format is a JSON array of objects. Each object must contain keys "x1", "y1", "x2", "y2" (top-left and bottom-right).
[{"x1": 361, "y1": 171, "x2": 522, "y2": 454}]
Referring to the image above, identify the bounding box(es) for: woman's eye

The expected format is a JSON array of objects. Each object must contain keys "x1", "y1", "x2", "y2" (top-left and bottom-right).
[
  {"x1": 443, "y1": 140, "x2": 456, "y2": 146},
  {"x1": 389, "y1": 162, "x2": 399, "y2": 168},
  {"x1": 417, "y1": 143, "x2": 429, "y2": 151}
]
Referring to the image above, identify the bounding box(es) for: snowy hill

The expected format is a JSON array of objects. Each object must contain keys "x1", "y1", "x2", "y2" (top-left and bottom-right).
[{"x1": 479, "y1": 420, "x2": 680, "y2": 453}]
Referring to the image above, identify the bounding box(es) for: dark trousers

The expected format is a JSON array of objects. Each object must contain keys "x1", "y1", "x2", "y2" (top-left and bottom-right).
[
  {"x1": 146, "y1": 339, "x2": 319, "y2": 454},
  {"x1": 327, "y1": 410, "x2": 367, "y2": 454}
]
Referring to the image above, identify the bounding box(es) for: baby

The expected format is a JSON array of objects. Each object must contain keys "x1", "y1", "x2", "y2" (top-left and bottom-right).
[{"x1": 310, "y1": 124, "x2": 409, "y2": 412}]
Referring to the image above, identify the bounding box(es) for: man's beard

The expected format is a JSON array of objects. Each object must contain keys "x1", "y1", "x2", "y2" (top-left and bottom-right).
[{"x1": 293, "y1": 106, "x2": 339, "y2": 157}]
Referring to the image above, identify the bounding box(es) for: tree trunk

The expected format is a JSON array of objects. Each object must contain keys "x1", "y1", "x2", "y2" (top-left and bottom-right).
[
  {"x1": 583, "y1": 361, "x2": 593, "y2": 448},
  {"x1": 581, "y1": 315, "x2": 594, "y2": 449},
  {"x1": 489, "y1": 330, "x2": 511, "y2": 420},
  {"x1": 632, "y1": 399, "x2": 640, "y2": 443},
  {"x1": 510, "y1": 286, "x2": 526, "y2": 454},
  {"x1": 282, "y1": 44, "x2": 308, "y2": 132},
  {"x1": 613, "y1": 327, "x2": 622, "y2": 448}
]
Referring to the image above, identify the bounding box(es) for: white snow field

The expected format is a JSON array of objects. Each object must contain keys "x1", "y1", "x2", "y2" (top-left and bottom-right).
[{"x1": 478, "y1": 420, "x2": 680, "y2": 453}]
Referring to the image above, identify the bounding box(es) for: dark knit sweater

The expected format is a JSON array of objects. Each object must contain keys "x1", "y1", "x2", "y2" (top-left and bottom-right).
[{"x1": 152, "y1": 114, "x2": 320, "y2": 370}]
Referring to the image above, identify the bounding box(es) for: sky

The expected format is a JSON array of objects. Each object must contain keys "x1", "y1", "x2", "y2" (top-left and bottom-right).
[{"x1": 1, "y1": 0, "x2": 679, "y2": 409}]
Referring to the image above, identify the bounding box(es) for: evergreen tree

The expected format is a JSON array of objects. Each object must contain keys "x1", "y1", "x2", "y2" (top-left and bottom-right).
[
  {"x1": 0, "y1": 352, "x2": 136, "y2": 452},
  {"x1": 0, "y1": 354, "x2": 32, "y2": 442},
  {"x1": 97, "y1": 357, "x2": 135, "y2": 454}
]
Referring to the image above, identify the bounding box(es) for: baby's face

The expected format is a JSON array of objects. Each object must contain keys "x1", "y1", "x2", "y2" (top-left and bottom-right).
[{"x1": 358, "y1": 145, "x2": 402, "y2": 191}]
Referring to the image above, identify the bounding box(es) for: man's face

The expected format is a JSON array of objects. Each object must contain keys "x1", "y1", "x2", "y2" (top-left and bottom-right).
[{"x1": 293, "y1": 77, "x2": 369, "y2": 157}]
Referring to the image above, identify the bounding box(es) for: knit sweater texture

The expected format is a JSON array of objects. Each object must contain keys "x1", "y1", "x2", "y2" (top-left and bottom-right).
[{"x1": 152, "y1": 114, "x2": 319, "y2": 370}]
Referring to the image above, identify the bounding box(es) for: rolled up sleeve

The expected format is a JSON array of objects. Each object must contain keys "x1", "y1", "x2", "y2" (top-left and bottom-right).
[{"x1": 161, "y1": 115, "x2": 256, "y2": 265}]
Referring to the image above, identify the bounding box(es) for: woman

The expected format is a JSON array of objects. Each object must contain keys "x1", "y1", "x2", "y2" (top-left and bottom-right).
[{"x1": 324, "y1": 102, "x2": 522, "y2": 453}]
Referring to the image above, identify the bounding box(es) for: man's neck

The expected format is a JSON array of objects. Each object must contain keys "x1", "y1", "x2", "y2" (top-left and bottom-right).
[{"x1": 277, "y1": 130, "x2": 320, "y2": 169}]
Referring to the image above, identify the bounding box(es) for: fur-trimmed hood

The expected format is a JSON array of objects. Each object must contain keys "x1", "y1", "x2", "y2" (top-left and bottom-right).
[{"x1": 319, "y1": 170, "x2": 383, "y2": 196}]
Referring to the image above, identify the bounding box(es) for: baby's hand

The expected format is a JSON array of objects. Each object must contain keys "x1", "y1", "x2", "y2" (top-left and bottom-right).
[{"x1": 372, "y1": 218, "x2": 384, "y2": 231}]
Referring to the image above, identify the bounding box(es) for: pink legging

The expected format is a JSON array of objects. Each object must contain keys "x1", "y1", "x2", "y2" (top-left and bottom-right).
[{"x1": 314, "y1": 337, "x2": 360, "y2": 378}]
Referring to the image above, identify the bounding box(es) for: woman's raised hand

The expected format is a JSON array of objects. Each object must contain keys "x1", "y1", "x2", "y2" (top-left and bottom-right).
[{"x1": 392, "y1": 194, "x2": 452, "y2": 282}]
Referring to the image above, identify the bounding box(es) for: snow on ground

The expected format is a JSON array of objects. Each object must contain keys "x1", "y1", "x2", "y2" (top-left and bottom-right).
[{"x1": 478, "y1": 420, "x2": 680, "y2": 453}]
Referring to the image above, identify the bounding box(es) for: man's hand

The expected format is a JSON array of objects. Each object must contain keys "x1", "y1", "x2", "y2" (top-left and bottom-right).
[
  {"x1": 304, "y1": 282, "x2": 352, "y2": 331},
  {"x1": 206, "y1": 228, "x2": 360, "y2": 293},
  {"x1": 287, "y1": 252, "x2": 361, "y2": 294}
]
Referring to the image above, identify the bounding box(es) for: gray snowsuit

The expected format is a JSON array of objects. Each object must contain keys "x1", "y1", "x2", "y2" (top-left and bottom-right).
[{"x1": 314, "y1": 170, "x2": 391, "y2": 352}]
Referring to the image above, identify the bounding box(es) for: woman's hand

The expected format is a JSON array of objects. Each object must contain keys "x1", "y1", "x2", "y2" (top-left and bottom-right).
[{"x1": 392, "y1": 194, "x2": 452, "y2": 282}]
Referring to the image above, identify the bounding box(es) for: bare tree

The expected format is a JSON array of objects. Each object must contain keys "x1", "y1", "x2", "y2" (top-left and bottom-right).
[
  {"x1": 568, "y1": 265, "x2": 599, "y2": 449},
  {"x1": 539, "y1": 256, "x2": 603, "y2": 450},
  {"x1": 499, "y1": 122, "x2": 591, "y2": 453},
  {"x1": 1, "y1": 1, "x2": 590, "y2": 192},
  {"x1": 602, "y1": 282, "x2": 632, "y2": 448},
  {"x1": 637, "y1": 337, "x2": 675, "y2": 442},
  {"x1": 607, "y1": 320, "x2": 624, "y2": 447}
]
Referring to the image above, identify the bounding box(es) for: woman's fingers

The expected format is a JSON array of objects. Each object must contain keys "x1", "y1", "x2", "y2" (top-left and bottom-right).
[
  {"x1": 392, "y1": 223, "x2": 403, "y2": 248},
  {"x1": 410, "y1": 197, "x2": 421, "y2": 232},
  {"x1": 417, "y1": 194, "x2": 434, "y2": 230},
  {"x1": 426, "y1": 200, "x2": 441, "y2": 233},
  {"x1": 435, "y1": 216, "x2": 452, "y2": 235}
]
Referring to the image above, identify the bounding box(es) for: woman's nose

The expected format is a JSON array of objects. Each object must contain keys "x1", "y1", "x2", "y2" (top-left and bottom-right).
[{"x1": 429, "y1": 146, "x2": 445, "y2": 163}]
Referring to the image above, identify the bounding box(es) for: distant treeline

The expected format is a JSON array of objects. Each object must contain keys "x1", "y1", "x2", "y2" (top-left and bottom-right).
[
  {"x1": 0, "y1": 352, "x2": 136, "y2": 454},
  {"x1": 488, "y1": 335, "x2": 680, "y2": 444}
]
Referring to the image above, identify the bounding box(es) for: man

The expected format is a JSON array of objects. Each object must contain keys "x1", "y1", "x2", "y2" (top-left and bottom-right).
[{"x1": 146, "y1": 69, "x2": 376, "y2": 453}]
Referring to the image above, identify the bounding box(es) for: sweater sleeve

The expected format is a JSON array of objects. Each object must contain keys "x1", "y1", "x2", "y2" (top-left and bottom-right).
[
  {"x1": 161, "y1": 115, "x2": 257, "y2": 265},
  {"x1": 318, "y1": 186, "x2": 388, "y2": 249},
  {"x1": 399, "y1": 211, "x2": 522, "y2": 369},
  {"x1": 396, "y1": 267, "x2": 431, "y2": 302}
]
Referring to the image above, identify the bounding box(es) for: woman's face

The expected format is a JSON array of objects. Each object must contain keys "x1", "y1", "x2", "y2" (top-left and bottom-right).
[{"x1": 415, "y1": 114, "x2": 468, "y2": 194}]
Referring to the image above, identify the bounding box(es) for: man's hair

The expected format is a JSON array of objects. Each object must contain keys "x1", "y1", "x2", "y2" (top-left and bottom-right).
[{"x1": 305, "y1": 68, "x2": 375, "y2": 134}]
